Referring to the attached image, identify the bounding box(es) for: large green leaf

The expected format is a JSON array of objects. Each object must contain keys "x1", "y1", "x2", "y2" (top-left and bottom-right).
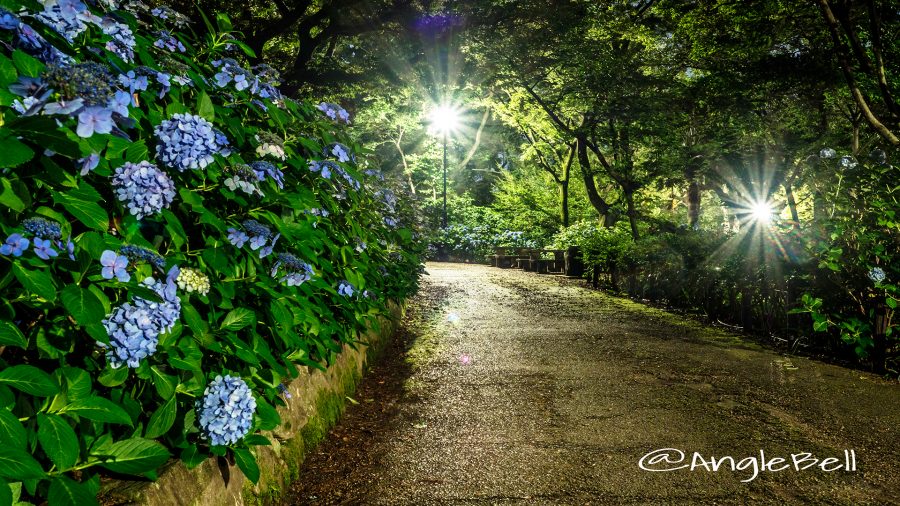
[
  {"x1": 143, "y1": 396, "x2": 176, "y2": 439},
  {"x1": 0, "y1": 409, "x2": 26, "y2": 449},
  {"x1": 149, "y1": 366, "x2": 176, "y2": 400},
  {"x1": 0, "y1": 365, "x2": 58, "y2": 397},
  {"x1": 0, "y1": 137, "x2": 34, "y2": 169},
  {"x1": 60, "y1": 285, "x2": 105, "y2": 326},
  {"x1": 11, "y1": 264, "x2": 57, "y2": 302},
  {"x1": 97, "y1": 437, "x2": 170, "y2": 475},
  {"x1": 48, "y1": 476, "x2": 97, "y2": 506},
  {"x1": 0, "y1": 320, "x2": 26, "y2": 349},
  {"x1": 220, "y1": 308, "x2": 255, "y2": 331},
  {"x1": 37, "y1": 414, "x2": 79, "y2": 471},
  {"x1": 59, "y1": 396, "x2": 132, "y2": 425},
  {"x1": 0, "y1": 178, "x2": 27, "y2": 212},
  {"x1": 10, "y1": 50, "x2": 43, "y2": 77},
  {"x1": 198, "y1": 91, "x2": 215, "y2": 122},
  {"x1": 53, "y1": 187, "x2": 108, "y2": 231},
  {"x1": 0, "y1": 447, "x2": 45, "y2": 479},
  {"x1": 233, "y1": 448, "x2": 259, "y2": 483}
]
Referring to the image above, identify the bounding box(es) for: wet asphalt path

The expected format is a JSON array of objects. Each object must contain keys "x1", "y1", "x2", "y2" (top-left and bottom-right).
[{"x1": 285, "y1": 263, "x2": 900, "y2": 505}]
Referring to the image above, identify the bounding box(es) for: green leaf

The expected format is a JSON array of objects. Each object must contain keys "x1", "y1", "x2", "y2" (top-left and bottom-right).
[
  {"x1": 0, "y1": 54, "x2": 15, "y2": 86},
  {"x1": 60, "y1": 396, "x2": 132, "y2": 425},
  {"x1": 61, "y1": 367, "x2": 91, "y2": 402},
  {"x1": 887, "y1": 297, "x2": 897, "y2": 309},
  {"x1": 48, "y1": 476, "x2": 98, "y2": 506},
  {"x1": 220, "y1": 308, "x2": 255, "y2": 331},
  {"x1": 97, "y1": 437, "x2": 170, "y2": 475},
  {"x1": 0, "y1": 320, "x2": 26, "y2": 349},
  {"x1": 198, "y1": 91, "x2": 215, "y2": 122},
  {"x1": 0, "y1": 409, "x2": 26, "y2": 449},
  {"x1": 180, "y1": 444, "x2": 206, "y2": 469},
  {"x1": 0, "y1": 137, "x2": 34, "y2": 168},
  {"x1": 37, "y1": 414, "x2": 79, "y2": 471},
  {"x1": 149, "y1": 366, "x2": 176, "y2": 400},
  {"x1": 0, "y1": 447, "x2": 46, "y2": 479},
  {"x1": 254, "y1": 399, "x2": 280, "y2": 431},
  {"x1": 124, "y1": 140, "x2": 148, "y2": 164},
  {"x1": 143, "y1": 396, "x2": 176, "y2": 439},
  {"x1": 233, "y1": 448, "x2": 259, "y2": 483},
  {"x1": 0, "y1": 365, "x2": 58, "y2": 396},
  {"x1": 0, "y1": 479, "x2": 9, "y2": 506},
  {"x1": 12, "y1": 264, "x2": 57, "y2": 301},
  {"x1": 60, "y1": 285, "x2": 106, "y2": 326},
  {"x1": 53, "y1": 188, "x2": 108, "y2": 231},
  {"x1": 97, "y1": 365, "x2": 129, "y2": 388},
  {"x1": 11, "y1": 50, "x2": 43, "y2": 77},
  {"x1": 0, "y1": 178, "x2": 27, "y2": 212}
]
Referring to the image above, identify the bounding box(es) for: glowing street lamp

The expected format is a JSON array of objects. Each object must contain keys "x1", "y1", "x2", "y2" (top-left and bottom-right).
[{"x1": 428, "y1": 104, "x2": 460, "y2": 228}]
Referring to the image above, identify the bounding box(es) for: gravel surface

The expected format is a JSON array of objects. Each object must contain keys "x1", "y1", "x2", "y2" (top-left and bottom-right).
[{"x1": 284, "y1": 262, "x2": 900, "y2": 505}]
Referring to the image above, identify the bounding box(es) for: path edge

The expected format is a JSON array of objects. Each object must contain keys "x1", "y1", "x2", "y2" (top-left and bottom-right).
[{"x1": 100, "y1": 301, "x2": 405, "y2": 506}]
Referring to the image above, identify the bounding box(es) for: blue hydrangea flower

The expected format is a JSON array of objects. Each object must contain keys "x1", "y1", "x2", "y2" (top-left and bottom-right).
[
  {"x1": 223, "y1": 165, "x2": 263, "y2": 196},
  {"x1": 0, "y1": 234, "x2": 29, "y2": 257},
  {"x1": 78, "y1": 153, "x2": 100, "y2": 175},
  {"x1": 869, "y1": 267, "x2": 886, "y2": 284},
  {"x1": 271, "y1": 253, "x2": 313, "y2": 286},
  {"x1": 337, "y1": 280, "x2": 355, "y2": 297},
  {"x1": 384, "y1": 217, "x2": 398, "y2": 227},
  {"x1": 308, "y1": 160, "x2": 336, "y2": 179},
  {"x1": 111, "y1": 161, "x2": 176, "y2": 219},
  {"x1": 100, "y1": 267, "x2": 180, "y2": 368},
  {"x1": 0, "y1": 8, "x2": 20, "y2": 30},
  {"x1": 316, "y1": 102, "x2": 350, "y2": 124},
  {"x1": 76, "y1": 106, "x2": 113, "y2": 137},
  {"x1": 258, "y1": 233, "x2": 279, "y2": 259},
  {"x1": 819, "y1": 148, "x2": 836, "y2": 159},
  {"x1": 109, "y1": 90, "x2": 131, "y2": 116},
  {"x1": 196, "y1": 375, "x2": 256, "y2": 446},
  {"x1": 242, "y1": 219, "x2": 272, "y2": 250},
  {"x1": 250, "y1": 161, "x2": 284, "y2": 189},
  {"x1": 327, "y1": 143, "x2": 352, "y2": 163},
  {"x1": 100, "y1": 249, "x2": 130, "y2": 282},
  {"x1": 154, "y1": 113, "x2": 230, "y2": 171},
  {"x1": 120, "y1": 244, "x2": 165, "y2": 270},
  {"x1": 98, "y1": 15, "x2": 136, "y2": 62},
  {"x1": 35, "y1": 0, "x2": 90, "y2": 42},
  {"x1": 211, "y1": 58, "x2": 257, "y2": 94},
  {"x1": 226, "y1": 228, "x2": 249, "y2": 248},
  {"x1": 150, "y1": 6, "x2": 189, "y2": 27},
  {"x1": 153, "y1": 30, "x2": 185, "y2": 52},
  {"x1": 33, "y1": 238, "x2": 58, "y2": 260},
  {"x1": 338, "y1": 280, "x2": 356, "y2": 297},
  {"x1": 22, "y1": 217, "x2": 62, "y2": 240},
  {"x1": 118, "y1": 69, "x2": 149, "y2": 94}
]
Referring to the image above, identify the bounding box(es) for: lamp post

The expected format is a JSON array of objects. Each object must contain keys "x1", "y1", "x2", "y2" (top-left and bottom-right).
[{"x1": 428, "y1": 104, "x2": 460, "y2": 229}]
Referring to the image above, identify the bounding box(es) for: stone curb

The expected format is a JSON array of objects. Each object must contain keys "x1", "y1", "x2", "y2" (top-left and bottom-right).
[{"x1": 101, "y1": 302, "x2": 404, "y2": 506}]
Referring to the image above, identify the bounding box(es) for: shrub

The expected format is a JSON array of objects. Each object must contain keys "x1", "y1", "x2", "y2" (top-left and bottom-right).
[
  {"x1": 550, "y1": 221, "x2": 631, "y2": 273},
  {"x1": 0, "y1": 1, "x2": 422, "y2": 504},
  {"x1": 795, "y1": 151, "x2": 899, "y2": 365}
]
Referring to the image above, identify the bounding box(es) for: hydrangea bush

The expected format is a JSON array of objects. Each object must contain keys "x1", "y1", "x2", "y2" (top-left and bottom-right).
[
  {"x1": 0, "y1": 2, "x2": 423, "y2": 504},
  {"x1": 793, "y1": 151, "x2": 899, "y2": 369}
]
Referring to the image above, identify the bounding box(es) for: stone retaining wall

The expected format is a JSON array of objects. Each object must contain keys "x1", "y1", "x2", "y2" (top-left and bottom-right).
[{"x1": 101, "y1": 302, "x2": 404, "y2": 506}]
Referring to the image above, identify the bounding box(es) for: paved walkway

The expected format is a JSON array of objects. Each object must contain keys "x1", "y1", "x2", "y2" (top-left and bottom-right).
[{"x1": 285, "y1": 263, "x2": 900, "y2": 505}]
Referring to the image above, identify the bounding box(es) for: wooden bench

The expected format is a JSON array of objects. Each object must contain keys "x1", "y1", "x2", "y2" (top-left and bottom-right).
[{"x1": 489, "y1": 247, "x2": 531, "y2": 269}]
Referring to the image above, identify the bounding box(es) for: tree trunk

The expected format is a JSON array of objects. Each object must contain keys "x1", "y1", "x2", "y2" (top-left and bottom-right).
[
  {"x1": 624, "y1": 187, "x2": 640, "y2": 240},
  {"x1": 785, "y1": 181, "x2": 800, "y2": 229},
  {"x1": 576, "y1": 139, "x2": 612, "y2": 223},
  {"x1": 560, "y1": 143, "x2": 575, "y2": 228}
]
